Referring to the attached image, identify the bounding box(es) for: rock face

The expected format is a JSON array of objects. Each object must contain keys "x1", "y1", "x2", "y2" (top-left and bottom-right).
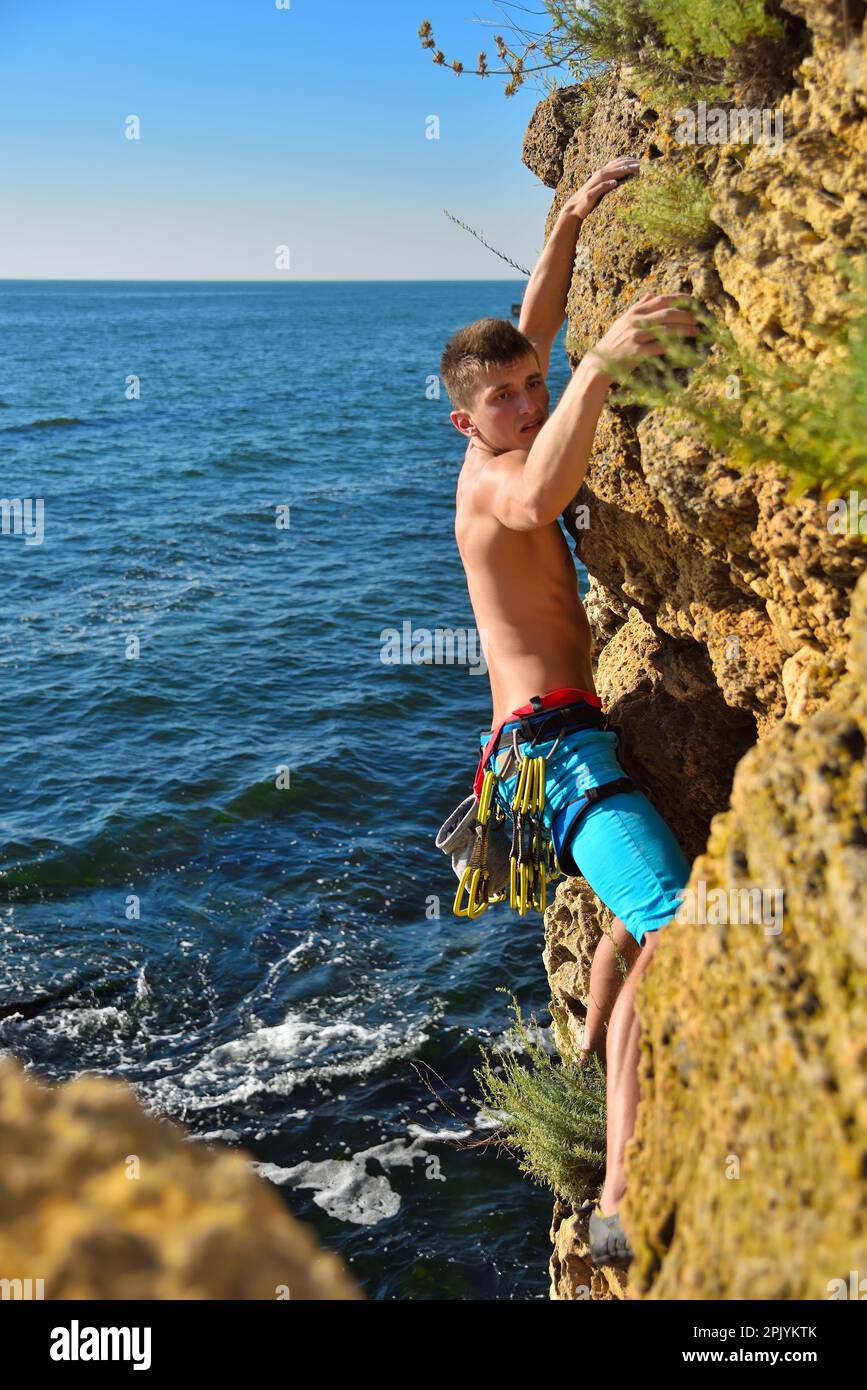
[
  {"x1": 550, "y1": 1197, "x2": 629, "y2": 1301},
  {"x1": 623, "y1": 569, "x2": 867, "y2": 1299},
  {"x1": 0, "y1": 1059, "x2": 361, "y2": 1300},
  {"x1": 523, "y1": 0, "x2": 867, "y2": 1298}
]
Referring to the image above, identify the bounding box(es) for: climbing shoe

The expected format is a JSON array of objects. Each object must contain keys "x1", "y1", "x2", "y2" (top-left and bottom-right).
[{"x1": 588, "y1": 1204, "x2": 634, "y2": 1268}]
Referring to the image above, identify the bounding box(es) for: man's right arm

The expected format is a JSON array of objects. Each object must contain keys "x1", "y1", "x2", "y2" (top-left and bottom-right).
[
  {"x1": 489, "y1": 294, "x2": 700, "y2": 529},
  {"x1": 484, "y1": 356, "x2": 611, "y2": 531}
]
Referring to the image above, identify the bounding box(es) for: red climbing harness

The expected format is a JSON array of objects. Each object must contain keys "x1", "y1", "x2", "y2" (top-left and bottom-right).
[{"x1": 473, "y1": 687, "x2": 604, "y2": 797}]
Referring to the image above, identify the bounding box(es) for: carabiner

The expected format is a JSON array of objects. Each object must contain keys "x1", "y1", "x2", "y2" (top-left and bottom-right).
[
  {"x1": 478, "y1": 769, "x2": 496, "y2": 825},
  {"x1": 454, "y1": 864, "x2": 479, "y2": 917}
]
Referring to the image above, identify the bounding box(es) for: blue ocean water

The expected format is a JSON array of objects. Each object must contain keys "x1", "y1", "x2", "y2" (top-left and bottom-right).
[{"x1": 0, "y1": 281, "x2": 576, "y2": 1300}]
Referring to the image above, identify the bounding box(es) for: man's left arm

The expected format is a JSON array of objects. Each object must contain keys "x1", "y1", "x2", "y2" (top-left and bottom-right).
[{"x1": 519, "y1": 156, "x2": 641, "y2": 375}]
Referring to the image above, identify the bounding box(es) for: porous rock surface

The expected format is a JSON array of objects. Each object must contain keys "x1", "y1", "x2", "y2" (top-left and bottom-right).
[
  {"x1": 523, "y1": 0, "x2": 867, "y2": 1298},
  {"x1": 0, "y1": 1058, "x2": 361, "y2": 1300}
]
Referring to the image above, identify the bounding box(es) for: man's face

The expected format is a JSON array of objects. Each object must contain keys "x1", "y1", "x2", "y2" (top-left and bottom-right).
[{"x1": 451, "y1": 353, "x2": 550, "y2": 454}]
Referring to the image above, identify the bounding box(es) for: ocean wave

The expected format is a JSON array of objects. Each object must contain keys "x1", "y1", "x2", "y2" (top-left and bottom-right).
[
  {"x1": 144, "y1": 1010, "x2": 432, "y2": 1115},
  {"x1": 0, "y1": 816, "x2": 200, "y2": 897},
  {"x1": 0, "y1": 750, "x2": 383, "y2": 896},
  {"x1": 3, "y1": 416, "x2": 85, "y2": 433}
]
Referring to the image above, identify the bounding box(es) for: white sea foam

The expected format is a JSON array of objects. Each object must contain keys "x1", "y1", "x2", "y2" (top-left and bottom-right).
[
  {"x1": 145, "y1": 1009, "x2": 431, "y2": 1112},
  {"x1": 285, "y1": 933, "x2": 315, "y2": 963},
  {"x1": 34, "y1": 1004, "x2": 129, "y2": 1037},
  {"x1": 253, "y1": 1137, "x2": 432, "y2": 1225},
  {"x1": 405, "y1": 1123, "x2": 474, "y2": 1142},
  {"x1": 193, "y1": 1128, "x2": 241, "y2": 1145},
  {"x1": 489, "y1": 1022, "x2": 557, "y2": 1055}
]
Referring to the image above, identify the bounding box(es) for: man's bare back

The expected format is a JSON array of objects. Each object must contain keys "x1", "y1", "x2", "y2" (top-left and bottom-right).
[{"x1": 456, "y1": 441, "x2": 595, "y2": 728}]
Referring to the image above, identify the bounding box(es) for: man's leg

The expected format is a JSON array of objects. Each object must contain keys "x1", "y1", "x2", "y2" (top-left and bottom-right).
[
  {"x1": 579, "y1": 916, "x2": 641, "y2": 1066},
  {"x1": 598, "y1": 927, "x2": 662, "y2": 1214}
]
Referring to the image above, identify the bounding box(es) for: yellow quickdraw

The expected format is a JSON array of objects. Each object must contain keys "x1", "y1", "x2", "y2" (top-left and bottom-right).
[
  {"x1": 453, "y1": 770, "x2": 508, "y2": 919},
  {"x1": 508, "y1": 750, "x2": 561, "y2": 917},
  {"x1": 454, "y1": 752, "x2": 564, "y2": 922}
]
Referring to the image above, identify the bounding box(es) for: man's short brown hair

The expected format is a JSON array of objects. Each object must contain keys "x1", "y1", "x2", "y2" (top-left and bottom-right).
[{"x1": 440, "y1": 317, "x2": 538, "y2": 411}]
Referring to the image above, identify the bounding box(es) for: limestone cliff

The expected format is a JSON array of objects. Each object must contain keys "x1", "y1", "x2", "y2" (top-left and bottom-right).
[
  {"x1": 521, "y1": 0, "x2": 867, "y2": 1299},
  {"x1": 0, "y1": 1059, "x2": 361, "y2": 1300}
]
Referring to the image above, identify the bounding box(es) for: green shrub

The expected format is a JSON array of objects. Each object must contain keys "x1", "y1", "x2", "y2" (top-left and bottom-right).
[
  {"x1": 472, "y1": 995, "x2": 607, "y2": 1205},
  {"x1": 564, "y1": 0, "x2": 796, "y2": 109},
  {"x1": 607, "y1": 259, "x2": 867, "y2": 501},
  {"x1": 550, "y1": 0, "x2": 653, "y2": 64},
  {"x1": 560, "y1": 70, "x2": 613, "y2": 128},
  {"x1": 555, "y1": 0, "x2": 783, "y2": 73},
  {"x1": 643, "y1": 0, "x2": 783, "y2": 62},
  {"x1": 422, "y1": 0, "x2": 792, "y2": 102},
  {"x1": 619, "y1": 165, "x2": 715, "y2": 250}
]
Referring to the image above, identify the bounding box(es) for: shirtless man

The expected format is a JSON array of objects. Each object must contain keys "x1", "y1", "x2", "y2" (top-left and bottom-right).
[{"x1": 439, "y1": 159, "x2": 698, "y2": 1267}]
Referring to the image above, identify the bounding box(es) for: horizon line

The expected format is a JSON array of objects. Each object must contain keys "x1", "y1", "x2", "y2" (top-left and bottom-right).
[{"x1": 0, "y1": 276, "x2": 528, "y2": 285}]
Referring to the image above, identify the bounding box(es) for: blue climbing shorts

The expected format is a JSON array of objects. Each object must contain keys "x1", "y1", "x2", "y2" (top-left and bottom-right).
[{"x1": 478, "y1": 715, "x2": 690, "y2": 946}]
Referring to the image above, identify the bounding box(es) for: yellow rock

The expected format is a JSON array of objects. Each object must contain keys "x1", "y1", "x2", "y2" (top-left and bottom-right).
[
  {"x1": 522, "y1": 2, "x2": 867, "y2": 1299},
  {"x1": 0, "y1": 1061, "x2": 362, "y2": 1300}
]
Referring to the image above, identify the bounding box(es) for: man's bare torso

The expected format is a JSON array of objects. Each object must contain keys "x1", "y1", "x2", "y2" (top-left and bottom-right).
[{"x1": 455, "y1": 443, "x2": 595, "y2": 729}]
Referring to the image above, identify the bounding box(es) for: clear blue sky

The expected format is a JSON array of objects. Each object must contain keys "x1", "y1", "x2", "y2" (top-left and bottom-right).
[{"x1": 0, "y1": 0, "x2": 561, "y2": 280}]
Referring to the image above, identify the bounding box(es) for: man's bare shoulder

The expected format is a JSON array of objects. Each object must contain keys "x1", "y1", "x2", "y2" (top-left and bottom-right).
[{"x1": 458, "y1": 445, "x2": 529, "y2": 513}]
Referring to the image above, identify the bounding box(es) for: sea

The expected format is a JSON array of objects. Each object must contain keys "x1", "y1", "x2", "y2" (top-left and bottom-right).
[{"x1": 0, "y1": 280, "x2": 579, "y2": 1300}]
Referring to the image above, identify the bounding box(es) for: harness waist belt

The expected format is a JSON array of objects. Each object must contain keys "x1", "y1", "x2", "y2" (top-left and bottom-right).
[
  {"x1": 489, "y1": 701, "x2": 607, "y2": 757},
  {"x1": 474, "y1": 687, "x2": 603, "y2": 797}
]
